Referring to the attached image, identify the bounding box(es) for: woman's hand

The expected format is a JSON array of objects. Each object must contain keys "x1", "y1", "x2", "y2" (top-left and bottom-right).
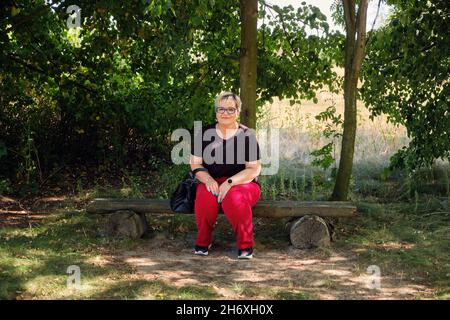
[
  {"x1": 217, "y1": 182, "x2": 232, "y2": 203},
  {"x1": 205, "y1": 177, "x2": 219, "y2": 196}
]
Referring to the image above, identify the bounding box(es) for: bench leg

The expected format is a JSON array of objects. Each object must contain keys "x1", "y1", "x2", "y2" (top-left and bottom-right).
[
  {"x1": 289, "y1": 215, "x2": 332, "y2": 249},
  {"x1": 104, "y1": 210, "x2": 148, "y2": 239}
]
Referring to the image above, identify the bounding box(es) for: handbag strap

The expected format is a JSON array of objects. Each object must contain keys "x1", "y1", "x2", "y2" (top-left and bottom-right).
[{"x1": 192, "y1": 167, "x2": 209, "y2": 176}]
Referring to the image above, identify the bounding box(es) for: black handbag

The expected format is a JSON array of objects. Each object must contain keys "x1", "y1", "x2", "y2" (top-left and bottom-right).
[{"x1": 170, "y1": 168, "x2": 209, "y2": 213}]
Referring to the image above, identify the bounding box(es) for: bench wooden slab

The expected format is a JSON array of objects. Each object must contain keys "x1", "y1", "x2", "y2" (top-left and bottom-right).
[
  {"x1": 86, "y1": 198, "x2": 357, "y2": 218},
  {"x1": 86, "y1": 198, "x2": 357, "y2": 249}
]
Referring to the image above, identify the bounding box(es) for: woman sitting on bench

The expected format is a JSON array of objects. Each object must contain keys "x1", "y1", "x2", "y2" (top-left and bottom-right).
[{"x1": 190, "y1": 91, "x2": 262, "y2": 259}]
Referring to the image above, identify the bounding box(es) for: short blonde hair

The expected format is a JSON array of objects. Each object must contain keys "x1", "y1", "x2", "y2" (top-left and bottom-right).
[{"x1": 214, "y1": 91, "x2": 241, "y2": 112}]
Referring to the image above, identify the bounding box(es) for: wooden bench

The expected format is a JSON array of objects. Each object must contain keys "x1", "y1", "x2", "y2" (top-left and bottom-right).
[{"x1": 86, "y1": 198, "x2": 357, "y2": 249}]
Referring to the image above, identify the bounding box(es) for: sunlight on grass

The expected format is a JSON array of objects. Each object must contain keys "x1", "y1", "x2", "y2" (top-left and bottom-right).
[
  {"x1": 269, "y1": 288, "x2": 316, "y2": 300},
  {"x1": 335, "y1": 200, "x2": 450, "y2": 296},
  {"x1": 1, "y1": 94, "x2": 449, "y2": 300}
]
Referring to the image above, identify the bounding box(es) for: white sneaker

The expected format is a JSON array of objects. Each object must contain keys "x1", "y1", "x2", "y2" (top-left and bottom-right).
[
  {"x1": 194, "y1": 245, "x2": 209, "y2": 256},
  {"x1": 238, "y1": 247, "x2": 253, "y2": 259}
]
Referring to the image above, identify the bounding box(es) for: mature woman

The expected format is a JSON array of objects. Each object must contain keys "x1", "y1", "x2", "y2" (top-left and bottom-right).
[{"x1": 190, "y1": 92, "x2": 261, "y2": 259}]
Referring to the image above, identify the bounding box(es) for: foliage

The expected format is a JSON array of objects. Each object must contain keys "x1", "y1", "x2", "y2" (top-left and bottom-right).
[
  {"x1": 361, "y1": 0, "x2": 450, "y2": 169},
  {"x1": 311, "y1": 104, "x2": 343, "y2": 173},
  {"x1": 0, "y1": 0, "x2": 339, "y2": 191},
  {"x1": 258, "y1": 2, "x2": 343, "y2": 105}
]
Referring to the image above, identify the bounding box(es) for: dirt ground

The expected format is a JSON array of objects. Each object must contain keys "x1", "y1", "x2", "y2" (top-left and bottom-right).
[
  {"x1": 119, "y1": 236, "x2": 433, "y2": 300},
  {"x1": 0, "y1": 195, "x2": 438, "y2": 300}
]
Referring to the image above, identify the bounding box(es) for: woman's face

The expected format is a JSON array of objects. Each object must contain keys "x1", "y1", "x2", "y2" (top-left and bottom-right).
[{"x1": 216, "y1": 97, "x2": 239, "y2": 126}]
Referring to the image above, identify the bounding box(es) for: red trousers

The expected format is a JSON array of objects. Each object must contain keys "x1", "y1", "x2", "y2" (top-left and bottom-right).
[{"x1": 194, "y1": 176, "x2": 261, "y2": 249}]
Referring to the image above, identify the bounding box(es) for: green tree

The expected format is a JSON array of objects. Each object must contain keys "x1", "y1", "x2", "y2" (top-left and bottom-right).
[
  {"x1": 331, "y1": 0, "x2": 369, "y2": 201},
  {"x1": 0, "y1": 0, "x2": 340, "y2": 191},
  {"x1": 361, "y1": 0, "x2": 450, "y2": 169},
  {"x1": 257, "y1": 2, "x2": 342, "y2": 106}
]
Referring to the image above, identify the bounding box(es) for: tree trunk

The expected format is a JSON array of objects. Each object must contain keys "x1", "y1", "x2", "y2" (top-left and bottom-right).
[
  {"x1": 289, "y1": 215, "x2": 331, "y2": 249},
  {"x1": 239, "y1": 0, "x2": 258, "y2": 129},
  {"x1": 331, "y1": 0, "x2": 369, "y2": 201},
  {"x1": 331, "y1": 62, "x2": 358, "y2": 200},
  {"x1": 103, "y1": 210, "x2": 148, "y2": 239}
]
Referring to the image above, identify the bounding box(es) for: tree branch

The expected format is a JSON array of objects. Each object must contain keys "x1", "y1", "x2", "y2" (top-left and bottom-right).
[
  {"x1": 352, "y1": 0, "x2": 368, "y2": 74},
  {"x1": 377, "y1": 42, "x2": 437, "y2": 66},
  {"x1": 262, "y1": 2, "x2": 310, "y2": 70},
  {"x1": 260, "y1": 0, "x2": 329, "y2": 32},
  {"x1": 4, "y1": 53, "x2": 98, "y2": 94},
  {"x1": 342, "y1": 0, "x2": 356, "y2": 35},
  {"x1": 366, "y1": 0, "x2": 382, "y2": 46},
  {"x1": 6, "y1": 53, "x2": 46, "y2": 75}
]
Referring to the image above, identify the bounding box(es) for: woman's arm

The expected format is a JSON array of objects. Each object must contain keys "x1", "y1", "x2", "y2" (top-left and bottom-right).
[
  {"x1": 228, "y1": 160, "x2": 261, "y2": 186},
  {"x1": 189, "y1": 154, "x2": 219, "y2": 194},
  {"x1": 217, "y1": 160, "x2": 261, "y2": 203}
]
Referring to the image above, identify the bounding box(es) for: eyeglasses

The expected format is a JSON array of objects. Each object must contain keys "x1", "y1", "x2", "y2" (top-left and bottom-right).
[{"x1": 216, "y1": 107, "x2": 238, "y2": 115}]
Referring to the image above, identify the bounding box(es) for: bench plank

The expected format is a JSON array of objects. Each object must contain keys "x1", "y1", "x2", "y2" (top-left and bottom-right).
[{"x1": 86, "y1": 198, "x2": 357, "y2": 218}]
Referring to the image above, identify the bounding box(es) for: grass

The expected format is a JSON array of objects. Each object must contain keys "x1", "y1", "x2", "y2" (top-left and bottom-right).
[
  {"x1": 334, "y1": 199, "x2": 450, "y2": 299},
  {"x1": 1, "y1": 92, "x2": 449, "y2": 299},
  {"x1": 270, "y1": 289, "x2": 316, "y2": 300},
  {"x1": 1, "y1": 192, "x2": 448, "y2": 299},
  {"x1": 0, "y1": 205, "x2": 222, "y2": 300},
  {"x1": 0, "y1": 208, "x2": 133, "y2": 299}
]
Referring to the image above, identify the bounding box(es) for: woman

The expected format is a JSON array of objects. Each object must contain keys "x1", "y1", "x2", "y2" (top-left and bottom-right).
[{"x1": 190, "y1": 91, "x2": 262, "y2": 259}]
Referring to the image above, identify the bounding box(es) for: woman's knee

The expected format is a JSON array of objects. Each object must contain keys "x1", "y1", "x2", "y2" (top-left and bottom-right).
[{"x1": 221, "y1": 189, "x2": 249, "y2": 211}]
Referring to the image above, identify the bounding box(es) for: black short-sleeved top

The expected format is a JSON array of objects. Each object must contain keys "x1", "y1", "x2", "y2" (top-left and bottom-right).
[{"x1": 191, "y1": 123, "x2": 261, "y2": 179}]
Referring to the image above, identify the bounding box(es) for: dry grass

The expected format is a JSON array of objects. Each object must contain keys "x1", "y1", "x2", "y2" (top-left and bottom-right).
[
  {"x1": 257, "y1": 89, "x2": 409, "y2": 174},
  {"x1": 253, "y1": 84, "x2": 449, "y2": 203}
]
